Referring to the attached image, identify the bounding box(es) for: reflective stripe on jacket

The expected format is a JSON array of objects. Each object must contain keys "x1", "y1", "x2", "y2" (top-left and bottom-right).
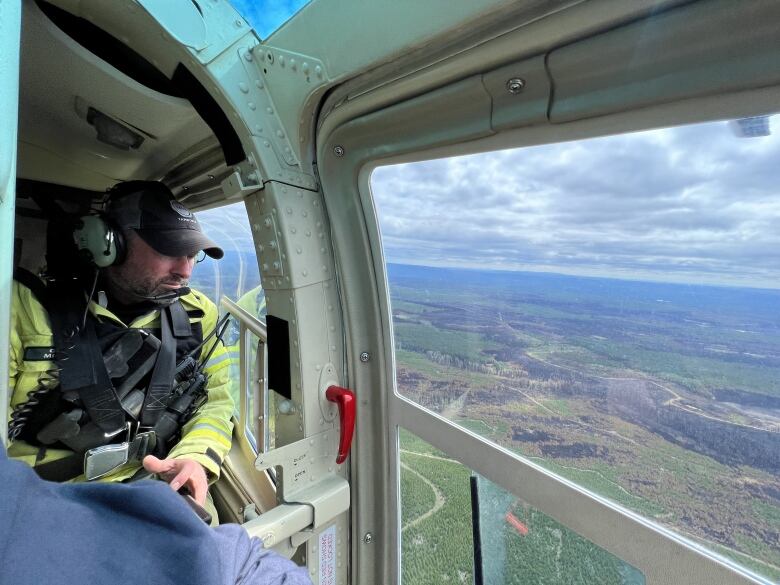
[{"x1": 8, "y1": 280, "x2": 234, "y2": 482}]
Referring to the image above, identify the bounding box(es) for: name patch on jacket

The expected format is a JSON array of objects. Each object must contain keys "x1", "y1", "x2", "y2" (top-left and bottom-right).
[{"x1": 24, "y1": 347, "x2": 57, "y2": 361}]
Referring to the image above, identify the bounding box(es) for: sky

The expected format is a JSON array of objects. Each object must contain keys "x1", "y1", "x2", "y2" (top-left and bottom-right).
[
  {"x1": 371, "y1": 115, "x2": 780, "y2": 289},
  {"x1": 217, "y1": 4, "x2": 779, "y2": 290},
  {"x1": 229, "y1": 0, "x2": 311, "y2": 39},
  {"x1": 196, "y1": 113, "x2": 780, "y2": 290}
]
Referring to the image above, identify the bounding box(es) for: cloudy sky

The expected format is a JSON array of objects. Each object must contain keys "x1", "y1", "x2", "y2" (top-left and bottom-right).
[
  {"x1": 219, "y1": 3, "x2": 779, "y2": 290},
  {"x1": 371, "y1": 116, "x2": 780, "y2": 289}
]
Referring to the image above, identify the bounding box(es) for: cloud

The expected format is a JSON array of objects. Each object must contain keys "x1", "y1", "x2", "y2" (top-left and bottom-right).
[{"x1": 372, "y1": 115, "x2": 780, "y2": 288}]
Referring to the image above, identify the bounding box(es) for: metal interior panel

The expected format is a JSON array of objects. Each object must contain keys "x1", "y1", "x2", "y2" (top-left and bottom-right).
[
  {"x1": 548, "y1": 0, "x2": 780, "y2": 122},
  {"x1": 483, "y1": 54, "x2": 550, "y2": 130}
]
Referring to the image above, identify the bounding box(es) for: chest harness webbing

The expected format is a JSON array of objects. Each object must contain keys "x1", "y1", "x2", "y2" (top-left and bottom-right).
[{"x1": 10, "y1": 270, "x2": 206, "y2": 481}]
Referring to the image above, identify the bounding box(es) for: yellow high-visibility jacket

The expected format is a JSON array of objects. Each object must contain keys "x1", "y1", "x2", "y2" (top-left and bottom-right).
[{"x1": 8, "y1": 280, "x2": 234, "y2": 483}]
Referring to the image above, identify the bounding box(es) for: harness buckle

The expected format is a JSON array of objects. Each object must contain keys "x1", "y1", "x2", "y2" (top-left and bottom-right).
[
  {"x1": 129, "y1": 430, "x2": 158, "y2": 461},
  {"x1": 84, "y1": 443, "x2": 130, "y2": 481},
  {"x1": 83, "y1": 425, "x2": 158, "y2": 481}
]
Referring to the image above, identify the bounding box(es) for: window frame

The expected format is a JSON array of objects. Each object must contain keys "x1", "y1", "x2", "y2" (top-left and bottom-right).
[
  {"x1": 222, "y1": 296, "x2": 268, "y2": 457},
  {"x1": 376, "y1": 139, "x2": 773, "y2": 584},
  {"x1": 314, "y1": 3, "x2": 780, "y2": 582}
]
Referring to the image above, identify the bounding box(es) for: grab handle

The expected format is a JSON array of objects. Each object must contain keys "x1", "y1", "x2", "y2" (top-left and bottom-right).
[{"x1": 325, "y1": 386, "x2": 356, "y2": 464}]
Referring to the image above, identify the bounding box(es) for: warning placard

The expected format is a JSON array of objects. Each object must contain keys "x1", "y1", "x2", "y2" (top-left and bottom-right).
[{"x1": 318, "y1": 524, "x2": 337, "y2": 585}]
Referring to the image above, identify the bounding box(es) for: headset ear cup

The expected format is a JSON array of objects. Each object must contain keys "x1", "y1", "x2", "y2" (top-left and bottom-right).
[{"x1": 72, "y1": 215, "x2": 122, "y2": 268}]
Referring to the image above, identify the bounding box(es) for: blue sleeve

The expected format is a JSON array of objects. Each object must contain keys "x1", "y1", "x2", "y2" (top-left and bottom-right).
[
  {"x1": 0, "y1": 449, "x2": 311, "y2": 585},
  {"x1": 211, "y1": 525, "x2": 313, "y2": 585}
]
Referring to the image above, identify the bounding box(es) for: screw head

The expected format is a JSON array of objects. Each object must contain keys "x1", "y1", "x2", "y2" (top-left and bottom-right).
[
  {"x1": 359, "y1": 351, "x2": 370, "y2": 363},
  {"x1": 333, "y1": 145, "x2": 345, "y2": 157},
  {"x1": 363, "y1": 533, "x2": 373, "y2": 544},
  {"x1": 506, "y1": 77, "x2": 526, "y2": 95}
]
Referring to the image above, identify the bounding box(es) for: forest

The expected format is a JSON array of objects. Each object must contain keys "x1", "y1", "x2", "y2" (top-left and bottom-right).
[{"x1": 391, "y1": 263, "x2": 780, "y2": 584}]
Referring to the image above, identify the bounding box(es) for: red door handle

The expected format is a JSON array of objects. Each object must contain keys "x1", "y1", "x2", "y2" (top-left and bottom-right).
[{"x1": 325, "y1": 385, "x2": 356, "y2": 464}]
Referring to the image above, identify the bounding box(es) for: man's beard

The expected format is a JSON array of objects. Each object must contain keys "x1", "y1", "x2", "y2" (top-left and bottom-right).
[{"x1": 114, "y1": 273, "x2": 189, "y2": 303}]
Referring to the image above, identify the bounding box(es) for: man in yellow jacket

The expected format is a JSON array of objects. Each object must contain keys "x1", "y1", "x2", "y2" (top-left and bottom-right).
[{"x1": 8, "y1": 181, "x2": 233, "y2": 515}]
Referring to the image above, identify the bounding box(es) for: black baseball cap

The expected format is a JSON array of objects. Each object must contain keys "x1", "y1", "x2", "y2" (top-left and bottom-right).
[{"x1": 106, "y1": 181, "x2": 224, "y2": 260}]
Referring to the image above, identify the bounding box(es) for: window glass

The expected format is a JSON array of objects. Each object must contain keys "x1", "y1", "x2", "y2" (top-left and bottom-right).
[
  {"x1": 191, "y1": 202, "x2": 263, "y2": 308},
  {"x1": 191, "y1": 201, "x2": 268, "y2": 450},
  {"x1": 220, "y1": 326, "x2": 273, "y2": 453},
  {"x1": 230, "y1": 0, "x2": 311, "y2": 39},
  {"x1": 399, "y1": 428, "x2": 475, "y2": 584},
  {"x1": 400, "y1": 429, "x2": 645, "y2": 584},
  {"x1": 473, "y1": 474, "x2": 645, "y2": 585},
  {"x1": 375, "y1": 115, "x2": 780, "y2": 582}
]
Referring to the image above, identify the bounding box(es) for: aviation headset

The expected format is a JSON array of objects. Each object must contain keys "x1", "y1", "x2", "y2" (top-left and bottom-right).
[
  {"x1": 71, "y1": 182, "x2": 147, "y2": 268},
  {"x1": 71, "y1": 181, "x2": 221, "y2": 269},
  {"x1": 72, "y1": 213, "x2": 126, "y2": 268}
]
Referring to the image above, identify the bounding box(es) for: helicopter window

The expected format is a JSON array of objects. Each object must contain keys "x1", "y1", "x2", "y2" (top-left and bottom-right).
[
  {"x1": 229, "y1": 0, "x2": 311, "y2": 39},
  {"x1": 399, "y1": 428, "x2": 646, "y2": 585},
  {"x1": 190, "y1": 201, "x2": 267, "y2": 449},
  {"x1": 372, "y1": 114, "x2": 780, "y2": 583},
  {"x1": 191, "y1": 201, "x2": 264, "y2": 315},
  {"x1": 230, "y1": 324, "x2": 272, "y2": 455}
]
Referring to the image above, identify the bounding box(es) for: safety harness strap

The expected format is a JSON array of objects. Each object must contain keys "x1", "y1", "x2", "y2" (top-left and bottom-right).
[
  {"x1": 170, "y1": 299, "x2": 192, "y2": 338},
  {"x1": 77, "y1": 319, "x2": 128, "y2": 433},
  {"x1": 50, "y1": 297, "x2": 95, "y2": 389},
  {"x1": 13, "y1": 268, "x2": 47, "y2": 307},
  {"x1": 139, "y1": 303, "x2": 178, "y2": 427},
  {"x1": 47, "y1": 279, "x2": 126, "y2": 436}
]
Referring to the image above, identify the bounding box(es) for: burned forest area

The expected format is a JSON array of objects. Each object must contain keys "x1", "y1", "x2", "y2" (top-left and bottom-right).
[{"x1": 390, "y1": 263, "x2": 780, "y2": 581}]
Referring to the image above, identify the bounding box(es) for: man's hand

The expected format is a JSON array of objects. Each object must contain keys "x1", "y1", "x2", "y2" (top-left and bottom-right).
[{"x1": 142, "y1": 455, "x2": 208, "y2": 505}]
